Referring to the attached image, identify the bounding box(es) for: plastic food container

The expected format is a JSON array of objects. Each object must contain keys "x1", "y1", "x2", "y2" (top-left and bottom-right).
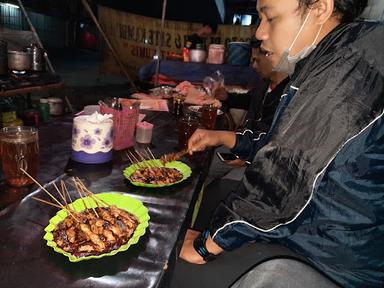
[
  {"x1": 71, "y1": 114, "x2": 114, "y2": 164},
  {"x1": 207, "y1": 44, "x2": 225, "y2": 64},
  {"x1": 136, "y1": 121, "x2": 154, "y2": 144},
  {"x1": 47, "y1": 97, "x2": 64, "y2": 116}
]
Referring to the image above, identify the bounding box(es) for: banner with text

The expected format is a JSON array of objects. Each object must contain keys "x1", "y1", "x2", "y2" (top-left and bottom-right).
[{"x1": 98, "y1": 6, "x2": 256, "y2": 79}]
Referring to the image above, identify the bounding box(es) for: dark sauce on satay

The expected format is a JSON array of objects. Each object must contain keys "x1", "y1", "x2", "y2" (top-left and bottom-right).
[{"x1": 52, "y1": 205, "x2": 138, "y2": 258}]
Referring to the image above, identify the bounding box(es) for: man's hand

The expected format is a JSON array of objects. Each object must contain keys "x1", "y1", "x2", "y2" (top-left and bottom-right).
[{"x1": 188, "y1": 129, "x2": 237, "y2": 153}]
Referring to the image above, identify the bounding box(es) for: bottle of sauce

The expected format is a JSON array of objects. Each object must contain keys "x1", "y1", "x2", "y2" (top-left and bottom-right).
[{"x1": 183, "y1": 41, "x2": 192, "y2": 62}]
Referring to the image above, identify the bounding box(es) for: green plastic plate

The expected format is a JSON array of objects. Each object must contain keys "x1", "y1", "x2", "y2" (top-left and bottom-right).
[
  {"x1": 123, "y1": 159, "x2": 192, "y2": 187},
  {"x1": 43, "y1": 192, "x2": 150, "y2": 262}
]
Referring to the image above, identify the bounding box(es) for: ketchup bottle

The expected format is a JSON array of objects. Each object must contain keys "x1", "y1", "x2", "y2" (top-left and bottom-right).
[{"x1": 183, "y1": 41, "x2": 192, "y2": 62}]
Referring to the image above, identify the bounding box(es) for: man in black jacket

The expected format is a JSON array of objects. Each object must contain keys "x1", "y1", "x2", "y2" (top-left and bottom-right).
[
  {"x1": 172, "y1": 0, "x2": 384, "y2": 287},
  {"x1": 193, "y1": 44, "x2": 289, "y2": 231}
]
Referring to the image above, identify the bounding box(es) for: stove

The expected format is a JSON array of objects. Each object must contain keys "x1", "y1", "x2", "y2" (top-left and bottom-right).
[{"x1": 0, "y1": 71, "x2": 61, "y2": 92}]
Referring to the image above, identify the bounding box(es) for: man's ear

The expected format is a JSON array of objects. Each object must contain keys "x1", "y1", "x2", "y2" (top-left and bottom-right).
[{"x1": 312, "y1": 0, "x2": 335, "y2": 25}]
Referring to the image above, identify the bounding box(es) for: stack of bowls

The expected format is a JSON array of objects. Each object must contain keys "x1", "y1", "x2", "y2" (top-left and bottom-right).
[{"x1": 0, "y1": 40, "x2": 7, "y2": 75}]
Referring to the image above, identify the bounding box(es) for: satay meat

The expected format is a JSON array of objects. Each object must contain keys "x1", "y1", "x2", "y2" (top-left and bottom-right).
[
  {"x1": 52, "y1": 205, "x2": 138, "y2": 258},
  {"x1": 130, "y1": 167, "x2": 183, "y2": 185}
]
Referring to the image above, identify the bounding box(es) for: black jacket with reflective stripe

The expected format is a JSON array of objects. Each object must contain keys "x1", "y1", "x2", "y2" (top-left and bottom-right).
[{"x1": 210, "y1": 21, "x2": 384, "y2": 288}]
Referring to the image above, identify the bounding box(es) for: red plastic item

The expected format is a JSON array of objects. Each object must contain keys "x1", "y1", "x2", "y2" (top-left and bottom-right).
[{"x1": 100, "y1": 105, "x2": 139, "y2": 150}]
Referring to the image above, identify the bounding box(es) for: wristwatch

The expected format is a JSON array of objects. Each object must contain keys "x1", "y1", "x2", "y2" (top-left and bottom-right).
[{"x1": 193, "y1": 229, "x2": 217, "y2": 262}]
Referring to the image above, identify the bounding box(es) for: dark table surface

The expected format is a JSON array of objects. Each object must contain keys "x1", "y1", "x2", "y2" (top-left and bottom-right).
[{"x1": 0, "y1": 111, "x2": 208, "y2": 288}]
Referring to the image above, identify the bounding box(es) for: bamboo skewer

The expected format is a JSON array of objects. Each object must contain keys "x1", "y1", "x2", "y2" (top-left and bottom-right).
[
  {"x1": 61, "y1": 180, "x2": 75, "y2": 211},
  {"x1": 135, "y1": 149, "x2": 155, "y2": 168},
  {"x1": 72, "y1": 177, "x2": 100, "y2": 218},
  {"x1": 52, "y1": 182, "x2": 74, "y2": 213},
  {"x1": 125, "y1": 151, "x2": 136, "y2": 165},
  {"x1": 32, "y1": 196, "x2": 64, "y2": 210},
  {"x1": 21, "y1": 168, "x2": 111, "y2": 221},
  {"x1": 146, "y1": 147, "x2": 156, "y2": 160},
  {"x1": 74, "y1": 177, "x2": 109, "y2": 207},
  {"x1": 127, "y1": 150, "x2": 144, "y2": 168},
  {"x1": 77, "y1": 181, "x2": 99, "y2": 218},
  {"x1": 73, "y1": 177, "x2": 89, "y2": 211},
  {"x1": 20, "y1": 168, "x2": 80, "y2": 222}
]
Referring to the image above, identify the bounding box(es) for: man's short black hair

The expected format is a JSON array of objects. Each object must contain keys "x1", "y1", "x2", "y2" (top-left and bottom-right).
[
  {"x1": 298, "y1": 0, "x2": 368, "y2": 23},
  {"x1": 203, "y1": 22, "x2": 218, "y2": 34}
]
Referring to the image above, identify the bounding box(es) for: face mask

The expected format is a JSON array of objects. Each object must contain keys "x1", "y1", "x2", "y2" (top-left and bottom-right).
[{"x1": 274, "y1": 10, "x2": 323, "y2": 75}]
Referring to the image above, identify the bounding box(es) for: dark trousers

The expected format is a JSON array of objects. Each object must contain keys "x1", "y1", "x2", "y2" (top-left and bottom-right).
[
  {"x1": 175, "y1": 180, "x2": 299, "y2": 287},
  {"x1": 192, "y1": 179, "x2": 241, "y2": 231}
]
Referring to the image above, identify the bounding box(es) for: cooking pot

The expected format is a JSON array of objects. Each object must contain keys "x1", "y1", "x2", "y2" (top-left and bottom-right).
[
  {"x1": 8, "y1": 50, "x2": 32, "y2": 71},
  {"x1": 189, "y1": 49, "x2": 207, "y2": 63},
  {"x1": 28, "y1": 43, "x2": 45, "y2": 72}
]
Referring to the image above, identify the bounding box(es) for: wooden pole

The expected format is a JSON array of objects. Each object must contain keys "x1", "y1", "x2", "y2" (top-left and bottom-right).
[
  {"x1": 154, "y1": 0, "x2": 168, "y2": 86},
  {"x1": 16, "y1": 0, "x2": 55, "y2": 74},
  {"x1": 81, "y1": 0, "x2": 138, "y2": 92}
]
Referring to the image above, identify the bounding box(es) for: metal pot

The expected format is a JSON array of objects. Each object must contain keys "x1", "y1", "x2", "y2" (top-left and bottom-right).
[
  {"x1": 29, "y1": 43, "x2": 45, "y2": 72},
  {"x1": 8, "y1": 50, "x2": 32, "y2": 71},
  {"x1": 189, "y1": 49, "x2": 207, "y2": 63}
]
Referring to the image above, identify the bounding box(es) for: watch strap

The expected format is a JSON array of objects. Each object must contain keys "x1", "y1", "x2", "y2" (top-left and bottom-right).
[{"x1": 193, "y1": 229, "x2": 216, "y2": 262}]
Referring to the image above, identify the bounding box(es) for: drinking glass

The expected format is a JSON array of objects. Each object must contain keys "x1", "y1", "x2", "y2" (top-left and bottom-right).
[
  {"x1": 178, "y1": 114, "x2": 199, "y2": 150},
  {"x1": 200, "y1": 104, "x2": 218, "y2": 130},
  {"x1": 172, "y1": 94, "x2": 185, "y2": 117},
  {"x1": 212, "y1": 70, "x2": 224, "y2": 87},
  {"x1": 0, "y1": 126, "x2": 39, "y2": 187},
  {"x1": 202, "y1": 76, "x2": 215, "y2": 98}
]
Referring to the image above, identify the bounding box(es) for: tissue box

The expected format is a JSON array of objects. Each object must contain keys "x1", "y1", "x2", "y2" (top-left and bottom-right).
[
  {"x1": 71, "y1": 114, "x2": 114, "y2": 164},
  {"x1": 99, "y1": 105, "x2": 139, "y2": 150}
]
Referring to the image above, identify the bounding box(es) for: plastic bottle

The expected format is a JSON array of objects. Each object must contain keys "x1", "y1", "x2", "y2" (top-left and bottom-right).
[{"x1": 183, "y1": 41, "x2": 192, "y2": 62}]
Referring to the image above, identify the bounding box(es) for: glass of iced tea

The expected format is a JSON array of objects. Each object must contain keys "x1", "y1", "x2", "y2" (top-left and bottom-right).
[
  {"x1": 200, "y1": 104, "x2": 218, "y2": 130},
  {"x1": 0, "y1": 126, "x2": 39, "y2": 187},
  {"x1": 178, "y1": 114, "x2": 199, "y2": 150}
]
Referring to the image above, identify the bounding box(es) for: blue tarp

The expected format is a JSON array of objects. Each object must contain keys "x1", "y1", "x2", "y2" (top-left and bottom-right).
[{"x1": 139, "y1": 60, "x2": 262, "y2": 87}]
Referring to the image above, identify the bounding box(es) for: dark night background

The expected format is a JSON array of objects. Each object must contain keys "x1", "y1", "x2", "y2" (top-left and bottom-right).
[{"x1": 13, "y1": 0, "x2": 258, "y2": 24}]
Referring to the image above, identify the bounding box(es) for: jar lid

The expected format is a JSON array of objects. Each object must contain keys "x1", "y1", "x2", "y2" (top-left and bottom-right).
[
  {"x1": 195, "y1": 43, "x2": 206, "y2": 50},
  {"x1": 39, "y1": 98, "x2": 48, "y2": 103},
  {"x1": 47, "y1": 97, "x2": 63, "y2": 103},
  {"x1": 209, "y1": 44, "x2": 224, "y2": 49},
  {"x1": 228, "y1": 42, "x2": 250, "y2": 46}
]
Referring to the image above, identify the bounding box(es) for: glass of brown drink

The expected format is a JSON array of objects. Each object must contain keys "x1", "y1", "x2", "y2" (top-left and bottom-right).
[
  {"x1": 0, "y1": 126, "x2": 39, "y2": 187},
  {"x1": 172, "y1": 95, "x2": 184, "y2": 117},
  {"x1": 178, "y1": 114, "x2": 199, "y2": 150},
  {"x1": 201, "y1": 104, "x2": 218, "y2": 130}
]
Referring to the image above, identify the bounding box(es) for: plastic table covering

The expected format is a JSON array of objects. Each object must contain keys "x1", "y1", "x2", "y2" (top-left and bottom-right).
[{"x1": 0, "y1": 111, "x2": 208, "y2": 288}]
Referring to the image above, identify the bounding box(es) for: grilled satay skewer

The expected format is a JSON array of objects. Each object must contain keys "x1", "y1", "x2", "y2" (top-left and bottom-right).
[{"x1": 160, "y1": 149, "x2": 189, "y2": 164}]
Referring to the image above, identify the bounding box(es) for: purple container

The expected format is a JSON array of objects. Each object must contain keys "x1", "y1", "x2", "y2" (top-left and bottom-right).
[
  {"x1": 71, "y1": 115, "x2": 114, "y2": 164},
  {"x1": 71, "y1": 150, "x2": 113, "y2": 164}
]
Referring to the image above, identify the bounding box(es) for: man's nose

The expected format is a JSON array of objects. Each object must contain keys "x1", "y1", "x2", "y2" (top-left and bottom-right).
[{"x1": 255, "y1": 20, "x2": 268, "y2": 41}]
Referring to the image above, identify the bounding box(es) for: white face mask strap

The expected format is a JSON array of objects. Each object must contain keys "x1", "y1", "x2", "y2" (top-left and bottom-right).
[
  {"x1": 288, "y1": 9, "x2": 312, "y2": 50},
  {"x1": 311, "y1": 24, "x2": 323, "y2": 46}
]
